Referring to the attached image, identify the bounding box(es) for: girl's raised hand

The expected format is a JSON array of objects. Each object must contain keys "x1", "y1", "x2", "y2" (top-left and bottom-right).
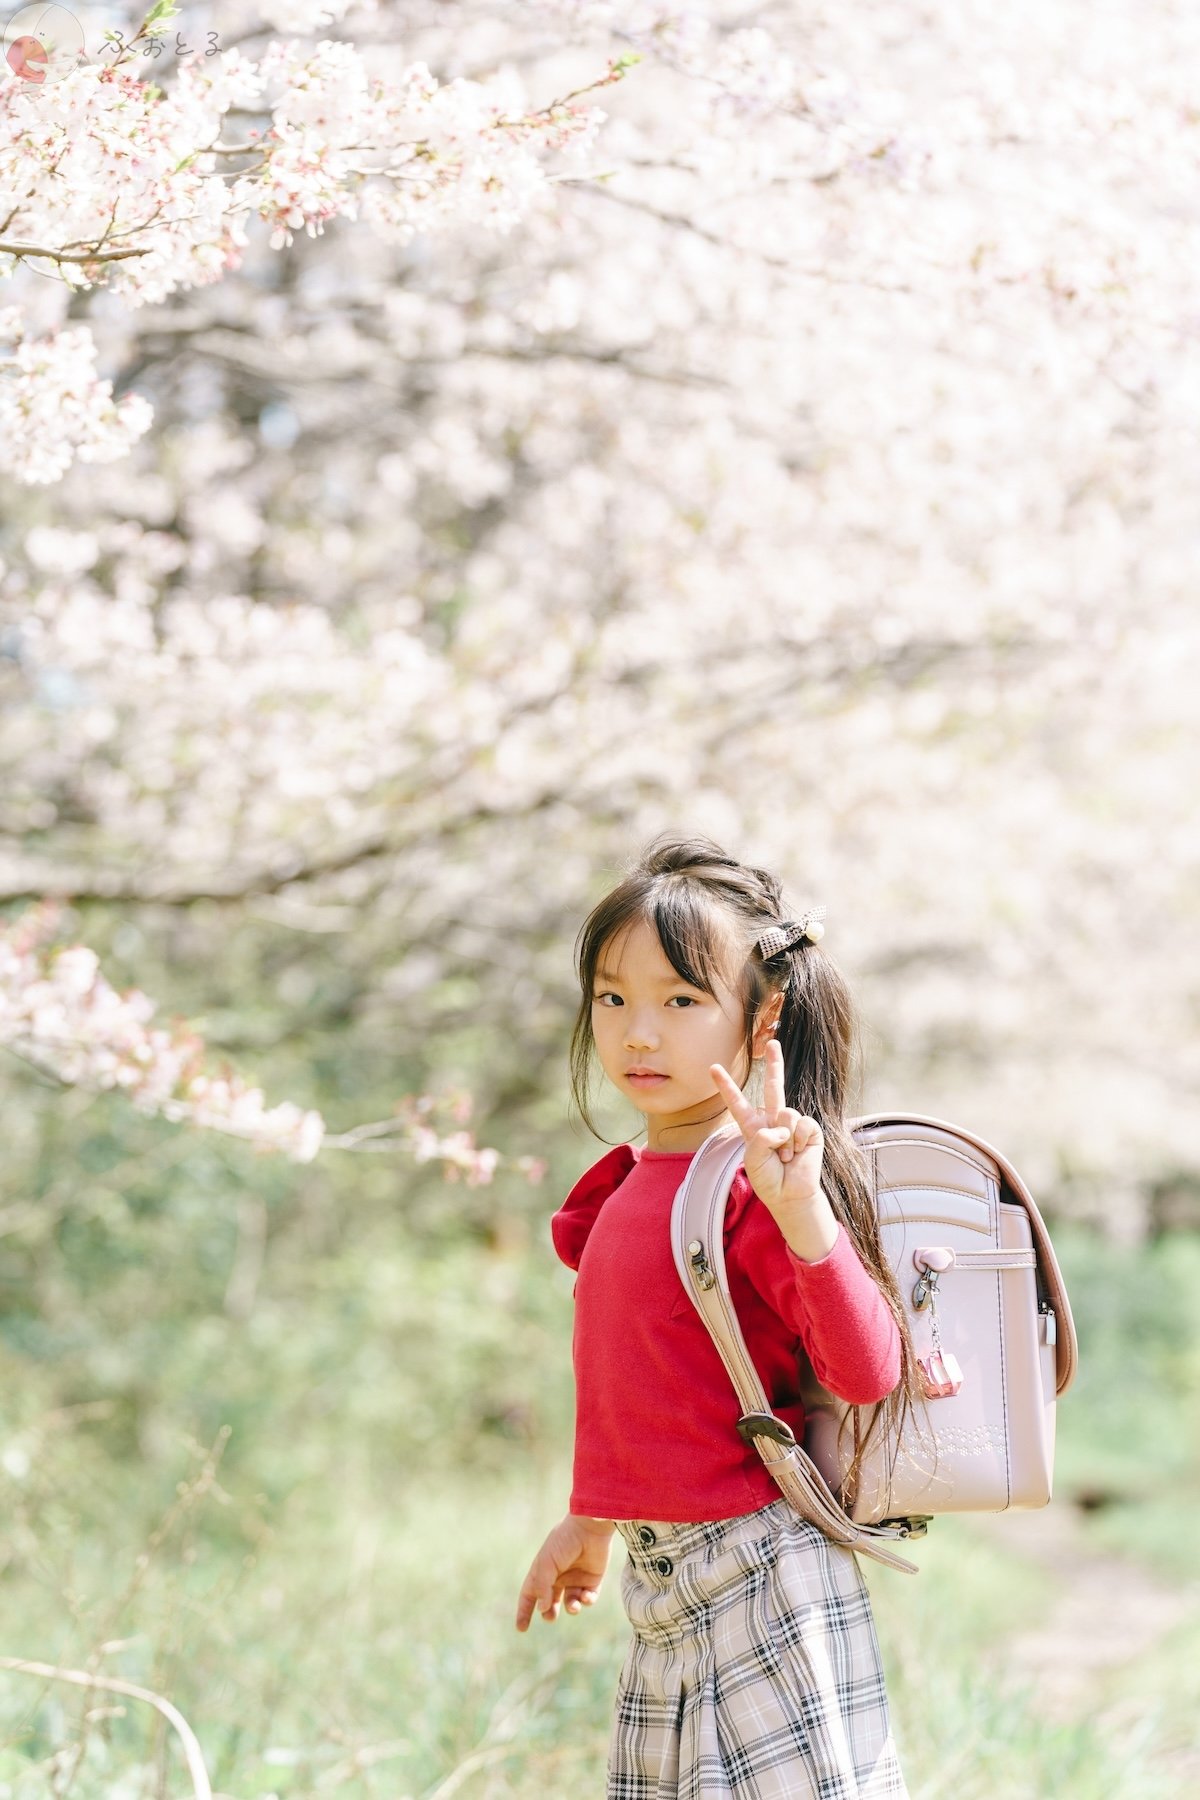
[{"x1": 710, "y1": 1038, "x2": 825, "y2": 1216}]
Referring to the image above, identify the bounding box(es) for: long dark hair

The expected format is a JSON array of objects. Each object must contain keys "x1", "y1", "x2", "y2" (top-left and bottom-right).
[{"x1": 568, "y1": 830, "x2": 927, "y2": 1504}]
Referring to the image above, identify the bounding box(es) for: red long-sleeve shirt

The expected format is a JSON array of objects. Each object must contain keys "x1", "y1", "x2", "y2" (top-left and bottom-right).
[{"x1": 551, "y1": 1143, "x2": 901, "y2": 1522}]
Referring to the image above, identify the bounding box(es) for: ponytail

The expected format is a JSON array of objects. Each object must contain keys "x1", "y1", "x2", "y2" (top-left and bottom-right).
[{"x1": 767, "y1": 937, "x2": 927, "y2": 1501}]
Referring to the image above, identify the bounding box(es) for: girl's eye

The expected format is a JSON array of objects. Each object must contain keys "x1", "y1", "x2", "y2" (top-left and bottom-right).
[{"x1": 591, "y1": 993, "x2": 700, "y2": 1007}]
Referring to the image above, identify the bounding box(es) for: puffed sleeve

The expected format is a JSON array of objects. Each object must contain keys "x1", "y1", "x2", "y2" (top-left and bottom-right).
[
  {"x1": 725, "y1": 1168, "x2": 902, "y2": 1404},
  {"x1": 550, "y1": 1144, "x2": 637, "y2": 1270}
]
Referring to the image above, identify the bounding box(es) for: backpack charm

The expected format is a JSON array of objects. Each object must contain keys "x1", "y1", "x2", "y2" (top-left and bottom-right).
[
  {"x1": 918, "y1": 1347, "x2": 964, "y2": 1399},
  {"x1": 912, "y1": 1248, "x2": 963, "y2": 1399}
]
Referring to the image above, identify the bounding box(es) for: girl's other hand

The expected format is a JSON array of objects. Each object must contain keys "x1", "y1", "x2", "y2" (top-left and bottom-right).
[{"x1": 515, "y1": 1514, "x2": 615, "y2": 1631}]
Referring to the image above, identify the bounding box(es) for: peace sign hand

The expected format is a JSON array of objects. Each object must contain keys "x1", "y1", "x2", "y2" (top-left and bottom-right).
[{"x1": 710, "y1": 1039, "x2": 825, "y2": 1219}]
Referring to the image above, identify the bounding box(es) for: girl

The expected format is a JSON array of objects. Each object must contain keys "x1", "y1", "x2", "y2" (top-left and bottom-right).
[{"x1": 515, "y1": 834, "x2": 919, "y2": 1799}]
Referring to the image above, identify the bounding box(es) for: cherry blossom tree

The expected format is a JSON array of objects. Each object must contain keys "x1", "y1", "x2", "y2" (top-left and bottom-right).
[
  {"x1": 0, "y1": 0, "x2": 1196, "y2": 1224},
  {"x1": 2, "y1": 0, "x2": 630, "y2": 1173}
]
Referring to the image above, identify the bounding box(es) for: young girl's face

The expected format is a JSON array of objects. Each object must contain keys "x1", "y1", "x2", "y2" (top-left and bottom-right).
[{"x1": 590, "y1": 916, "x2": 770, "y2": 1150}]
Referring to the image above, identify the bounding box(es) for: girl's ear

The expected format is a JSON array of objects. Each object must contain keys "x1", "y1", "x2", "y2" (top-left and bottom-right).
[{"x1": 751, "y1": 990, "x2": 784, "y2": 1058}]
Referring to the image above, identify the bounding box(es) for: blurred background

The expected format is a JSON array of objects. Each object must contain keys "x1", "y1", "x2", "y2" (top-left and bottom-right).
[{"x1": 1, "y1": 0, "x2": 1198, "y2": 1794}]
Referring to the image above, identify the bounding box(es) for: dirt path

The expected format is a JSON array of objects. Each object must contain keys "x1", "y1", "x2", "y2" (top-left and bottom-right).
[
  {"x1": 969, "y1": 1502, "x2": 1200, "y2": 1784},
  {"x1": 971, "y1": 1503, "x2": 1192, "y2": 1718}
]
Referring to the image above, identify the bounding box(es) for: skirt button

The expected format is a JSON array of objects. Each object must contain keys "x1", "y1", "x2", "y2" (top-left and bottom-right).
[
  {"x1": 654, "y1": 1556, "x2": 673, "y2": 1577},
  {"x1": 637, "y1": 1526, "x2": 656, "y2": 1547}
]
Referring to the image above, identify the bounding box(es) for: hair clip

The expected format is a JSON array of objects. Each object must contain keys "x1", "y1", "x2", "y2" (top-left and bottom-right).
[{"x1": 755, "y1": 908, "x2": 826, "y2": 960}]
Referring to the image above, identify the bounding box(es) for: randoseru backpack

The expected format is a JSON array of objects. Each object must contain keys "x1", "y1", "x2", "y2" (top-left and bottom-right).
[{"x1": 670, "y1": 1114, "x2": 1079, "y2": 1575}]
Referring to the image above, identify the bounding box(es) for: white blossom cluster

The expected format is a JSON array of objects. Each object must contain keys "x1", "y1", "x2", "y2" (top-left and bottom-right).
[
  {"x1": 0, "y1": 893, "x2": 541, "y2": 1179},
  {"x1": 0, "y1": 28, "x2": 616, "y2": 480},
  {"x1": 0, "y1": 0, "x2": 1196, "y2": 1209},
  {"x1": 0, "y1": 900, "x2": 325, "y2": 1159},
  {"x1": 0, "y1": 308, "x2": 153, "y2": 484}
]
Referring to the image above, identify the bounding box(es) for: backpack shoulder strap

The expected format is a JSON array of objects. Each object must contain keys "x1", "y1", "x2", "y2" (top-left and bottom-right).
[
  {"x1": 850, "y1": 1111, "x2": 1078, "y2": 1395},
  {"x1": 670, "y1": 1127, "x2": 920, "y2": 1575}
]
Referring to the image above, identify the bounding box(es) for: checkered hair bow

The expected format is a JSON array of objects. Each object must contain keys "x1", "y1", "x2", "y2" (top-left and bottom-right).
[{"x1": 755, "y1": 908, "x2": 826, "y2": 959}]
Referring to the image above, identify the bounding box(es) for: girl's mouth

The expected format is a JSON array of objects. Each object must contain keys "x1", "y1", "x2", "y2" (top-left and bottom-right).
[{"x1": 626, "y1": 1071, "x2": 668, "y2": 1086}]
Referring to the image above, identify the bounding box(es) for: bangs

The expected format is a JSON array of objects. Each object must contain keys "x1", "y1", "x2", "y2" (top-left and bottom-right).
[
  {"x1": 646, "y1": 883, "x2": 738, "y2": 997},
  {"x1": 577, "y1": 878, "x2": 744, "y2": 1003}
]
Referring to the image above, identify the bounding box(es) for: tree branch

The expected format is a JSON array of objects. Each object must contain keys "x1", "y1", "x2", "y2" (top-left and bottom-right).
[
  {"x1": 0, "y1": 240, "x2": 152, "y2": 265},
  {"x1": 124, "y1": 316, "x2": 729, "y2": 393},
  {"x1": 562, "y1": 181, "x2": 921, "y2": 298},
  {"x1": 0, "y1": 789, "x2": 570, "y2": 906}
]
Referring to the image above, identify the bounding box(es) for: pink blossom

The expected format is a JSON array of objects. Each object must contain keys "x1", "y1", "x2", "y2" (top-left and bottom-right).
[
  {"x1": 0, "y1": 39, "x2": 621, "y2": 476},
  {"x1": 0, "y1": 902, "x2": 326, "y2": 1161}
]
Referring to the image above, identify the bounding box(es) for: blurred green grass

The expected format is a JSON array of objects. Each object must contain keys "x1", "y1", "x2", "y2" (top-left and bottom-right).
[
  {"x1": 1, "y1": 1167, "x2": 1198, "y2": 1796},
  {"x1": 2, "y1": 1468, "x2": 1192, "y2": 1799}
]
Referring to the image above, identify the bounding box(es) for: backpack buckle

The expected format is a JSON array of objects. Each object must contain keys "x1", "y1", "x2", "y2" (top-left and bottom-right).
[
  {"x1": 736, "y1": 1412, "x2": 797, "y2": 1448},
  {"x1": 686, "y1": 1238, "x2": 716, "y2": 1291},
  {"x1": 878, "y1": 1515, "x2": 932, "y2": 1538}
]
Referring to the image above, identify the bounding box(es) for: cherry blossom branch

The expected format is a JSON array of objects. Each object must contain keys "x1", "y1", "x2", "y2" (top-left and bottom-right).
[
  {"x1": 0, "y1": 241, "x2": 152, "y2": 265},
  {"x1": 567, "y1": 180, "x2": 921, "y2": 296},
  {"x1": 324, "y1": 1105, "x2": 545, "y2": 1187},
  {"x1": 0, "y1": 925, "x2": 327, "y2": 1161},
  {"x1": 0, "y1": 901, "x2": 542, "y2": 1182},
  {"x1": 101, "y1": 0, "x2": 188, "y2": 76},
  {"x1": 128, "y1": 317, "x2": 730, "y2": 392},
  {"x1": 0, "y1": 34, "x2": 634, "y2": 479},
  {"x1": 0, "y1": 783, "x2": 573, "y2": 905}
]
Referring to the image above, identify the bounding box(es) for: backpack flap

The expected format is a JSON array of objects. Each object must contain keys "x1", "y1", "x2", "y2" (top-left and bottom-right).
[
  {"x1": 851, "y1": 1112, "x2": 1078, "y2": 1396},
  {"x1": 795, "y1": 1113, "x2": 1072, "y2": 1523}
]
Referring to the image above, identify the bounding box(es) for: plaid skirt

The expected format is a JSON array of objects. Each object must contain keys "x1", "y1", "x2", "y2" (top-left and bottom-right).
[{"x1": 607, "y1": 1499, "x2": 909, "y2": 1800}]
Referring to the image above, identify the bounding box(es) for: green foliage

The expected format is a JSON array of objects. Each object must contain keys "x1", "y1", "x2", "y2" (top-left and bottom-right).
[
  {"x1": 140, "y1": 1, "x2": 180, "y2": 36},
  {"x1": 1049, "y1": 1225, "x2": 1200, "y2": 1578},
  {"x1": 1, "y1": 1011, "x2": 1198, "y2": 1794}
]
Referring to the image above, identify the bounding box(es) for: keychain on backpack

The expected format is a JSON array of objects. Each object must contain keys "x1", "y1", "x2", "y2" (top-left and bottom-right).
[{"x1": 912, "y1": 1247, "x2": 964, "y2": 1398}]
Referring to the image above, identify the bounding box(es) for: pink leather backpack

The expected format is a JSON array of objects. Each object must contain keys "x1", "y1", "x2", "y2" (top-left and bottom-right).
[{"x1": 671, "y1": 1115, "x2": 1079, "y2": 1575}]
